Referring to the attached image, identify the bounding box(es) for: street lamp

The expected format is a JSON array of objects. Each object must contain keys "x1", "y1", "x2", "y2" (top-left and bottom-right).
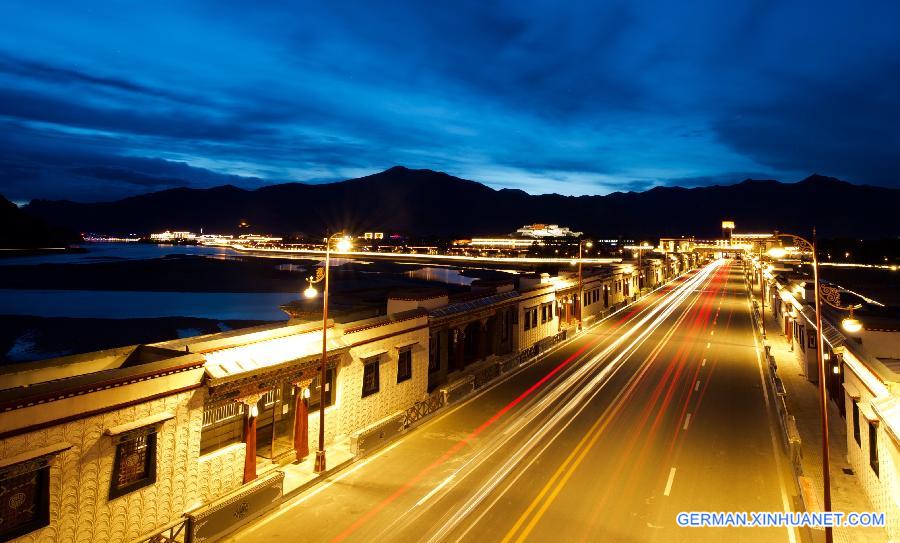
[
  {"x1": 304, "y1": 233, "x2": 352, "y2": 473},
  {"x1": 577, "y1": 239, "x2": 593, "y2": 331},
  {"x1": 767, "y1": 231, "x2": 861, "y2": 543}
]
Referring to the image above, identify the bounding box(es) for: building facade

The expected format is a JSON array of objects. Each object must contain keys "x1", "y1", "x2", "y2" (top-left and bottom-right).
[{"x1": 0, "y1": 260, "x2": 679, "y2": 543}]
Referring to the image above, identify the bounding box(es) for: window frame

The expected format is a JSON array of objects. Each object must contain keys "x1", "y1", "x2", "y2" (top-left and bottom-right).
[
  {"x1": 852, "y1": 399, "x2": 861, "y2": 446},
  {"x1": 308, "y1": 367, "x2": 336, "y2": 412},
  {"x1": 397, "y1": 348, "x2": 413, "y2": 383},
  {"x1": 361, "y1": 356, "x2": 381, "y2": 398},
  {"x1": 109, "y1": 428, "x2": 158, "y2": 499},
  {"x1": 0, "y1": 459, "x2": 51, "y2": 541},
  {"x1": 869, "y1": 421, "x2": 879, "y2": 477}
]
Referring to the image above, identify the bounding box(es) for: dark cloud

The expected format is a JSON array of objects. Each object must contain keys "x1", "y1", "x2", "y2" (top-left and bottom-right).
[{"x1": 0, "y1": 0, "x2": 897, "y2": 202}]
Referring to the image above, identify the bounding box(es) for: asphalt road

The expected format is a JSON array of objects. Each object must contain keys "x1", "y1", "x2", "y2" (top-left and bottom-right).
[{"x1": 231, "y1": 259, "x2": 798, "y2": 543}]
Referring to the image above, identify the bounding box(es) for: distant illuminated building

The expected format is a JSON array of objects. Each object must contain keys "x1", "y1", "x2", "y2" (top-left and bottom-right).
[
  {"x1": 149, "y1": 230, "x2": 196, "y2": 241},
  {"x1": 516, "y1": 224, "x2": 583, "y2": 238}
]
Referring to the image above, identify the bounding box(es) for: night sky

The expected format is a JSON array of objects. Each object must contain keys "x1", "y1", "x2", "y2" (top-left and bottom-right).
[{"x1": 2, "y1": 1, "x2": 899, "y2": 204}]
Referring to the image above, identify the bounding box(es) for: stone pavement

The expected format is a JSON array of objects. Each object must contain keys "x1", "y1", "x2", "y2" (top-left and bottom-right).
[{"x1": 756, "y1": 281, "x2": 889, "y2": 543}]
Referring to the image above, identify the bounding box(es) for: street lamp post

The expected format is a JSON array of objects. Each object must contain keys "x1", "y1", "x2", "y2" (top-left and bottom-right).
[
  {"x1": 305, "y1": 233, "x2": 352, "y2": 473},
  {"x1": 766, "y1": 229, "x2": 858, "y2": 543},
  {"x1": 577, "y1": 239, "x2": 593, "y2": 331}
]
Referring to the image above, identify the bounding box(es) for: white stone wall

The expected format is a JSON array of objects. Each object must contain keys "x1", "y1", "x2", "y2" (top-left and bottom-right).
[
  {"x1": 516, "y1": 290, "x2": 559, "y2": 351},
  {"x1": 195, "y1": 442, "x2": 245, "y2": 504},
  {"x1": 307, "y1": 322, "x2": 429, "y2": 445},
  {"x1": 2, "y1": 389, "x2": 204, "y2": 543},
  {"x1": 843, "y1": 370, "x2": 900, "y2": 541}
]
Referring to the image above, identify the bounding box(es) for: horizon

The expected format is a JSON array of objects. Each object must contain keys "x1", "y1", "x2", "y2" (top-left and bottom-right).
[
  {"x1": 2, "y1": 2, "x2": 900, "y2": 202},
  {"x1": 6, "y1": 166, "x2": 876, "y2": 207}
]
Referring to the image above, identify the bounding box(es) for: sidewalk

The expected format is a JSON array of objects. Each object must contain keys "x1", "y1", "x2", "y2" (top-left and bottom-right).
[
  {"x1": 258, "y1": 437, "x2": 356, "y2": 499},
  {"x1": 757, "y1": 282, "x2": 889, "y2": 542}
]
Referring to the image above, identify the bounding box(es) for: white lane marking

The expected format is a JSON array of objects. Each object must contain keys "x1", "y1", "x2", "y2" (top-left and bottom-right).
[
  {"x1": 749, "y1": 298, "x2": 798, "y2": 543},
  {"x1": 663, "y1": 467, "x2": 677, "y2": 496},
  {"x1": 710, "y1": 330, "x2": 715, "y2": 336},
  {"x1": 701, "y1": 358, "x2": 706, "y2": 367},
  {"x1": 683, "y1": 413, "x2": 692, "y2": 431},
  {"x1": 694, "y1": 380, "x2": 701, "y2": 392},
  {"x1": 706, "y1": 342, "x2": 711, "y2": 348},
  {"x1": 415, "y1": 473, "x2": 455, "y2": 507}
]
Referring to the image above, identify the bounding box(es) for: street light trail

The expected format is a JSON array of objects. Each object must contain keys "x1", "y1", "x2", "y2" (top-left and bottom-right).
[
  {"x1": 494, "y1": 263, "x2": 727, "y2": 543},
  {"x1": 329, "y1": 267, "x2": 715, "y2": 543},
  {"x1": 577, "y1": 262, "x2": 730, "y2": 537},
  {"x1": 332, "y1": 264, "x2": 718, "y2": 542}
]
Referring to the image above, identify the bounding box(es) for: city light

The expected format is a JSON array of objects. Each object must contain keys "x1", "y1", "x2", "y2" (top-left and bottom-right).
[
  {"x1": 336, "y1": 237, "x2": 352, "y2": 252},
  {"x1": 767, "y1": 247, "x2": 787, "y2": 259},
  {"x1": 304, "y1": 285, "x2": 318, "y2": 298},
  {"x1": 842, "y1": 317, "x2": 863, "y2": 333}
]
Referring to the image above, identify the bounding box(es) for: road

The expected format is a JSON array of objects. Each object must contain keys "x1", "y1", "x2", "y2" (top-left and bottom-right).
[{"x1": 231, "y1": 259, "x2": 798, "y2": 543}]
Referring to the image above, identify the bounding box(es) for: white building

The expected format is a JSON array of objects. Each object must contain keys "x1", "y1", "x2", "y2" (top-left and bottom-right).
[{"x1": 515, "y1": 224, "x2": 582, "y2": 238}]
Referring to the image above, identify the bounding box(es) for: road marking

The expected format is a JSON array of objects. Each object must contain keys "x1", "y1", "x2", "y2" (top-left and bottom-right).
[
  {"x1": 706, "y1": 342, "x2": 711, "y2": 348},
  {"x1": 749, "y1": 298, "x2": 798, "y2": 543},
  {"x1": 694, "y1": 380, "x2": 700, "y2": 392},
  {"x1": 710, "y1": 330, "x2": 714, "y2": 336},
  {"x1": 663, "y1": 467, "x2": 677, "y2": 496},
  {"x1": 415, "y1": 473, "x2": 454, "y2": 507},
  {"x1": 701, "y1": 358, "x2": 706, "y2": 367},
  {"x1": 682, "y1": 413, "x2": 692, "y2": 431}
]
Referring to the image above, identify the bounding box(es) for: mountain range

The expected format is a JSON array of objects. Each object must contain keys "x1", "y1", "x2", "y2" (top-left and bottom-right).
[
  {"x1": 17, "y1": 167, "x2": 900, "y2": 239},
  {"x1": 0, "y1": 195, "x2": 80, "y2": 248}
]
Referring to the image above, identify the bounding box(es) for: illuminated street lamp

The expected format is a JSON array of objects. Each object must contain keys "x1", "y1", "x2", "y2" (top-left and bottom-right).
[
  {"x1": 577, "y1": 239, "x2": 593, "y2": 331},
  {"x1": 304, "y1": 233, "x2": 352, "y2": 473},
  {"x1": 767, "y1": 231, "x2": 862, "y2": 543}
]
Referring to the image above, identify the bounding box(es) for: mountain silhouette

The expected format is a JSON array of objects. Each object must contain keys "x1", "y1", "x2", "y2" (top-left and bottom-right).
[
  {"x1": 20, "y1": 168, "x2": 900, "y2": 239},
  {"x1": 0, "y1": 195, "x2": 80, "y2": 248}
]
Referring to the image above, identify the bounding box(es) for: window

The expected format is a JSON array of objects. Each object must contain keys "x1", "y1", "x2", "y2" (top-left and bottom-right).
[
  {"x1": 110, "y1": 430, "x2": 157, "y2": 498},
  {"x1": 429, "y1": 335, "x2": 440, "y2": 372},
  {"x1": 524, "y1": 307, "x2": 538, "y2": 330},
  {"x1": 397, "y1": 349, "x2": 412, "y2": 383},
  {"x1": 0, "y1": 461, "x2": 50, "y2": 540},
  {"x1": 852, "y1": 400, "x2": 860, "y2": 446},
  {"x1": 200, "y1": 402, "x2": 245, "y2": 456},
  {"x1": 869, "y1": 422, "x2": 879, "y2": 476},
  {"x1": 541, "y1": 303, "x2": 552, "y2": 323},
  {"x1": 362, "y1": 358, "x2": 380, "y2": 397},
  {"x1": 309, "y1": 368, "x2": 335, "y2": 412}
]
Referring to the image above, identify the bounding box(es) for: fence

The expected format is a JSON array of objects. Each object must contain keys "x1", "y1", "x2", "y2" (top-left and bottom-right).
[{"x1": 402, "y1": 389, "x2": 447, "y2": 428}]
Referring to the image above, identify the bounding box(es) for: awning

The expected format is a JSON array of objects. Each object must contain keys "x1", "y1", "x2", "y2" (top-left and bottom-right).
[
  {"x1": 842, "y1": 381, "x2": 861, "y2": 400},
  {"x1": 0, "y1": 442, "x2": 71, "y2": 471},
  {"x1": 204, "y1": 330, "x2": 348, "y2": 385},
  {"x1": 872, "y1": 396, "x2": 900, "y2": 445},
  {"x1": 859, "y1": 402, "x2": 879, "y2": 424},
  {"x1": 359, "y1": 349, "x2": 388, "y2": 361},
  {"x1": 105, "y1": 412, "x2": 174, "y2": 436}
]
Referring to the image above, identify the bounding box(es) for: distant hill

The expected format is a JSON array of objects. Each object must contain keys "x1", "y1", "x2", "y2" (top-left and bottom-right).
[
  {"x1": 0, "y1": 195, "x2": 81, "y2": 248},
  {"x1": 22, "y1": 167, "x2": 900, "y2": 238}
]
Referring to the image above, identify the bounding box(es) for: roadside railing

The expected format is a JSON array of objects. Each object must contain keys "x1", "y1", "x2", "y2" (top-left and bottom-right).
[
  {"x1": 128, "y1": 517, "x2": 189, "y2": 543},
  {"x1": 402, "y1": 389, "x2": 447, "y2": 428}
]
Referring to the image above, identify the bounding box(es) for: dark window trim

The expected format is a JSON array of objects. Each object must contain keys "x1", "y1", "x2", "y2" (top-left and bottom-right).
[
  {"x1": 869, "y1": 421, "x2": 879, "y2": 477},
  {"x1": 109, "y1": 428, "x2": 158, "y2": 499},
  {"x1": 362, "y1": 357, "x2": 381, "y2": 398},
  {"x1": 852, "y1": 399, "x2": 861, "y2": 446},
  {"x1": 0, "y1": 458, "x2": 52, "y2": 541},
  {"x1": 397, "y1": 349, "x2": 413, "y2": 383}
]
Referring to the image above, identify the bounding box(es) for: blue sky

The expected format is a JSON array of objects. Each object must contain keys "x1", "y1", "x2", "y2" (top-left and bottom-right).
[{"x1": 1, "y1": 1, "x2": 899, "y2": 203}]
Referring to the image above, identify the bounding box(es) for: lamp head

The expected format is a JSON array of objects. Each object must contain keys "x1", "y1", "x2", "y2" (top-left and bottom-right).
[
  {"x1": 304, "y1": 285, "x2": 318, "y2": 298},
  {"x1": 842, "y1": 317, "x2": 863, "y2": 333},
  {"x1": 336, "y1": 237, "x2": 352, "y2": 252},
  {"x1": 585, "y1": 241, "x2": 593, "y2": 248}
]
